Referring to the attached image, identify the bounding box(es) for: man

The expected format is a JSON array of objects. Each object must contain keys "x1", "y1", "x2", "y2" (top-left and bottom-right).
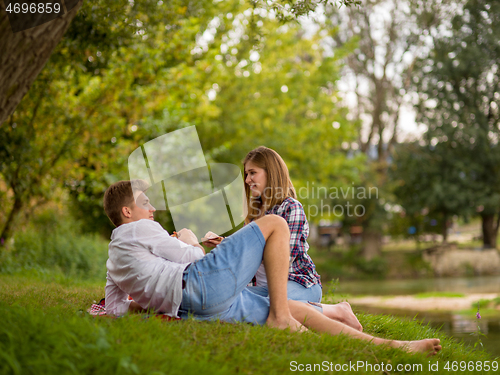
[{"x1": 103, "y1": 180, "x2": 442, "y2": 354}]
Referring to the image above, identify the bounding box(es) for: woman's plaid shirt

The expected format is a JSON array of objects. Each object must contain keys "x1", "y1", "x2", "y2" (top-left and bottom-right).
[{"x1": 266, "y1": 197, "x2": 321, "y2": 288}]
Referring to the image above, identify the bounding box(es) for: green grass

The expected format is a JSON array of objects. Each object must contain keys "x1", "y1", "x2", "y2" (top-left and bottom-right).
[
  {"x1": 414, "y1": 292, "x2": 466, "y2": 299},
  {"x1": 474, "y1": 297, "x2": 500, "y2": 309},
  {"x1": 456, "y1": 240, "x2": 484, "y2": 249},
  {"x1": 382, "y1": 240, "x2": 419, "y2": 252},
  {"x1": 457, "y1": 309, "x2": 500, "y2": 319},
  {"x1": 1, "y1": 273, "x2": 498, "y2": 375}
]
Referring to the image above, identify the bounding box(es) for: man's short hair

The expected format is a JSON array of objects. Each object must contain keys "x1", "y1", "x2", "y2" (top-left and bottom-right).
[{"x1": 103, "y1": 180, "x2": 150, "y2": 227}]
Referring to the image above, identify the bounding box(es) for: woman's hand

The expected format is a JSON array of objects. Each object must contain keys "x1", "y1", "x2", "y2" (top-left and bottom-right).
[{"x1": 201, "y1": 231, "x2": 224, "y2": 248}]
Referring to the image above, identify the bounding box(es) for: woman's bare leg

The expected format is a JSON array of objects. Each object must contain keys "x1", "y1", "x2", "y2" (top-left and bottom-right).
[
  {"x1": 288, "y1": 300, "x2": 441, "y2": 355},
  {"x1": 321, "y1": 302, "x2": 363, "y2": 331}
]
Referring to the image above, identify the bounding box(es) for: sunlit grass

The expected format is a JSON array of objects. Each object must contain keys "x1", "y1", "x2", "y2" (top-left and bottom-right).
[
  {"x1": 414, "y1": 292, "x2": 466, "y2": 299},
  {"x1": 1, "y1": 273, "x2": 498, "y2": 375}
]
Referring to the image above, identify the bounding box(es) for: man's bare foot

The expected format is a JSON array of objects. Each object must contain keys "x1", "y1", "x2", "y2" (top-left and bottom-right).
[
  {"x1": 322, "y1": 302, "x2": 363, "y2": 332},
  {"x1": 266, "y1": 314, "x2": 308, "y2": 332},
  {"x1": 395, "y1": 339, "x2": 442, "y2": 356}
]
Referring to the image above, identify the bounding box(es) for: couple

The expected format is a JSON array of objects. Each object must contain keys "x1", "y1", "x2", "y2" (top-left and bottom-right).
[{"x1": 103, "y1": 148, "x2": 442, "y2": 355}]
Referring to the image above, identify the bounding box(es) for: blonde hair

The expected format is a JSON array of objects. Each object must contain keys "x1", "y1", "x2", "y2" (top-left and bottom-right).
[{"x1": 243, "y1": 146, "x2": 296, "y2": 223}]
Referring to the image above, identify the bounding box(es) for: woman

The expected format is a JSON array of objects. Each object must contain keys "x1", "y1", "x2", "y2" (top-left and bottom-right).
[
  {"x1": 204, "y1": 146, "x2": 362, "y2": 331},
  {"x1": 242, "y1": 146, "x2": 322, "y2": 302}
]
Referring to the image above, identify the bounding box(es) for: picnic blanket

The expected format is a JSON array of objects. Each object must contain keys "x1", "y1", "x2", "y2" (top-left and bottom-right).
[
  {"x1": 87, "y1": 297, "x2": 181, "y2": 321},
  {"x1": 87, "y1": 298, "x2": 107, "y2": 316}
]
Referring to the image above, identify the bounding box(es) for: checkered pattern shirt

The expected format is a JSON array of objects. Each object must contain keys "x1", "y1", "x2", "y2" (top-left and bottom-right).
[{"x1": 266, "y1": 197, "x2": 321, "y2": 288}]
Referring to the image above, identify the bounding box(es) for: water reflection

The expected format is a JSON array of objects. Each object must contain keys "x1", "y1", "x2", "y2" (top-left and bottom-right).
[
  {"x1": 452, "y1": 314, "x2": 488, "y2": 335},
  {"x1": 335, "y1": 275, "x2": 500, "y2": 296},
  {"x1": 334, "y1": 276, "x2": 500, "y2": 356},
  {"x1": 355, "y1": 306, "x2": 500, "y2": 356}
]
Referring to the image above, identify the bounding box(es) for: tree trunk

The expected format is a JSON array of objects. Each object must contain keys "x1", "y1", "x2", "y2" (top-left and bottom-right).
[
  {"x1": 0, "y1": 0, "x2": 82, "y2": 126},
  {"x1": 0, "y1": 196, "x2": 23, "y2": 247},
  {"x1": 481, "y1": 213, "x2": 497, "y2": 249},
  {"x1": 361, "y1": 229, "x2": 382, "y2": 261},
  {"x1": 442, "y1": 213, "x2": 448, "y2": 243}
]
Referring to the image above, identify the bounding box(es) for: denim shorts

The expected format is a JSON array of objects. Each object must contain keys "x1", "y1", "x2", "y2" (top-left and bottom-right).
[
  {"x1": 178, "y1": 222, "x2": 271, "y2": 325},
  {"x1": 246, "y1": 280, "x2": 322, "y2": 302}
]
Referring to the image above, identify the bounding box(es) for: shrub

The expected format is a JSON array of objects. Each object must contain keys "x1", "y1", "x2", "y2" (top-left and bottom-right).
[{"x1": 0, "y1": 208, "x2": 108, "y2": 281}]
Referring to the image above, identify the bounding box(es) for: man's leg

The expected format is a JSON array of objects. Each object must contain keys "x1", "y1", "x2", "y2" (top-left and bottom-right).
[{"x1": 288, "y1": 300, "x2": 442, "y2": 355}]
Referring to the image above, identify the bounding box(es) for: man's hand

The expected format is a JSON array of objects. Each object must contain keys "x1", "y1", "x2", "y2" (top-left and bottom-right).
[
  {"x1": 177, "y1": 228, "x2": 199, "y2": 246},
  {"x1": 129, "y1": 300, "x2": 147, "y2": 313},
  {"x1": 201, "y1": 231, "x2": 224, "y2": 248},
  {"x1": 177, "y1": 228, "x2": 206, "y2": 254}
]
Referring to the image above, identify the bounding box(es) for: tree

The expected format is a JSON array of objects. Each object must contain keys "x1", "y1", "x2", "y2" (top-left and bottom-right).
[
  {"x1": 391, "y1": 142, "x2": 471, "y2": 242},
  {"x1": 0, "y1": 0, "x2": 219, "y2": 243},
  {"x1": 0, "y1": 0, "x2": 82, "y2": 126},
  {"x1": 59, "y1": 2, "x2": 360, "y2": 236},
  {"x1": 412, "y1": 0, "x2": 500, "y2": 248},
  {"x1": 324, "y1": 0, "x2": 426, "y2": 170},
  {"x1": 0, "y1": 0, "x2": 362, "y2": 245},
  {"x1": 0, "y1": 0, "x2": 362, "y2": 127},
  {"x1": 319, "y1": 0, "x2": 423, "y2": 258},
  {"x1": 110, "y1": 3, "x2": 360, "y2": 224}
]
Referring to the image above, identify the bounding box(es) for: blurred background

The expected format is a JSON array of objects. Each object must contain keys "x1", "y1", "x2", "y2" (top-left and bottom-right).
[{"x1": 1, "y1": 0, "x2": 499, "y2": 355}]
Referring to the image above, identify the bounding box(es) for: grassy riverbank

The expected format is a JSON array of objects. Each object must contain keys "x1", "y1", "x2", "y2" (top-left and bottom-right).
[
  {"x1": 1, "y1": 273, "x2": 498, "y2": 375},
  {"x1": 0, "y1": 217, "x2": 497, "y2": 373}
]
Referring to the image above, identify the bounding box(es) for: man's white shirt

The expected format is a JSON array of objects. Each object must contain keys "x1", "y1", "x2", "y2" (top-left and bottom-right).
[{"x1": 105, "y1": 219, "x2": 205, "y2": 317}]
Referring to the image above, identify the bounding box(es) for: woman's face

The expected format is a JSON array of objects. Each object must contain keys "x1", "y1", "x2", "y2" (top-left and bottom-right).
[{"x1": 244, "y1": 161, "x2": 267, "y2": 198}]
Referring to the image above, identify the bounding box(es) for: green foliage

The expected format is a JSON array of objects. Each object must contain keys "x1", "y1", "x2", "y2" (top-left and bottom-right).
[
  {"x1": 473, "y1": 297, "x2": 500, "y2": 310},
  {"x1": 176, "y1": 10, "x2": 360, "y2": 223},
  {"x1": 415, "y1": 292, "x2": 465, "y2": 299},
  {"x1": 392, "y1": 143, "x2": 471, "y2": 217},
  {"x1": 1, "y1": 0, "x2": 361, "y2": 243},
  {"x1": 390, "y1": 142, "x2": 470, "y2": 240},
  {"x1": 0, "y1": 209, "x2": 109, "y2": 281},
  {"x1": 308, "y1": 0, "x2": 425, "y2": 256},
  {"x1": 252, "y1": 0, "x2": 363, "y2": 23},
  {"x1": 0, "y1": 0, "x2": 220, "y2": 240},
  {"x1": 0, "y1": 274, "x2": 497, "y2": 375},
  {"x1": 314, "y1": 246, "x2": 388, "y2": 280},
  {"x1": 385, "y1": 208, "x2": 445, "y2": 241},
  {"x1": 408, "y1": 0, "x2": 500, "y2": 244}
]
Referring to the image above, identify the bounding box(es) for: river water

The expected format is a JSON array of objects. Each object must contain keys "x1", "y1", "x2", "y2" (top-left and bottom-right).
[{"x1": 334, "y1": 276, "x2": 500, "y2": 357}]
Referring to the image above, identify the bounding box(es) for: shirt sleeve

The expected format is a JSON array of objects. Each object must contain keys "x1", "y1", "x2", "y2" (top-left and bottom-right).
[
  {"x1": 281, "y1": 201, "x2": 308, "y2": 267},
  {"x1": 105, "y1": 271, "x2": 133, "y2": 316},
  {"x1": 135, "y1": 220, "x2": 205, "y2": 263}
]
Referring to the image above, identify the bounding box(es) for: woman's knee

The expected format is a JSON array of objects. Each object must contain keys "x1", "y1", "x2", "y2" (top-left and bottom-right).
[{"x1": 255, "y1": 214, "x2": 289, "y2": 238}]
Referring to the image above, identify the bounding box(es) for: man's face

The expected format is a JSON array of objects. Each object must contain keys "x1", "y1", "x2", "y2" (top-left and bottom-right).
[{"x1": 129, "y1": 191, "x2": 156, "y2": 221}]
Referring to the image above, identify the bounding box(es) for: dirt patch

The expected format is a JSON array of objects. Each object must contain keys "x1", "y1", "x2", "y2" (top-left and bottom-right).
[{"x1": 346, "y1": 293, "x2": 498, "y2": 312}]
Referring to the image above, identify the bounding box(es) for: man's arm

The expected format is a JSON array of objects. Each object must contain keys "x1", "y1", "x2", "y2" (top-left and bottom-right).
[
  {"x1": 105, "y1": 271, "x2": 133, "y2": 316},
  {"x1": 136, "y1": 221, "x2": 205, "y2": 262}
]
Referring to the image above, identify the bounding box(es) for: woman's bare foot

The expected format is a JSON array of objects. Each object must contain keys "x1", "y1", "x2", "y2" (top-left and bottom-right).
[
  {"x1": 394, "y1": 339, "x2": 442, "y2": 356},
  {"x1": 266, "y1": 314, "x2": 308, "y2": 332},
  {"x1": 322, "y1": 302, "x2": 363, "y2": 332}
]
